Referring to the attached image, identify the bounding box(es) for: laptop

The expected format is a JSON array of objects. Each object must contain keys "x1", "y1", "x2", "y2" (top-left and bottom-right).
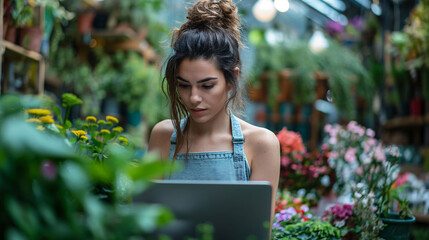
[{"x1": 133, "y1": 180, "x2": 272, "y2": 240}]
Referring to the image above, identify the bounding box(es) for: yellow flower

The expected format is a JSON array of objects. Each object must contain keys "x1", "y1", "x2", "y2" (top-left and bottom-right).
[
  {"x1": 106, "y1": 116, "x2": 119, "y2": 124},
  {"x1": 72, "y1": 130, "x2": 87, "y2": 137},
  {"x1": 27, "y1": 109, "x2": 51, "y2": 116},
  {"x1": 40, "y1": 115, "x2": 55, "y2": 124},
  {"x1": 100, "y1": 129, "x2": 111, "y2": 134},
  {"x1": 119, "y1": 136, "x2": 128, "y2": 143},
  {"x1": 27, "y1": 118, "x2": 42, "y2": 124},
  {"x1": 86, "y1": 116, "x2": 97, "y2": 122},
  {"x1": 97, "y1": 120, "x2": 106, "y2": 125},
  {"x1": 112, "y1": 126, "x2": 123, "y2": 133},
  {"x1": 28, "y1": 0, "x2": 35, "y2": 6},
  {"x1": 36, "y1": 126, "x2": 45, "y2": 131},
  {"x1": 80, "y1": 135, "x2": 88, "y2": 141},
  {"x1": 55, "y1": 124, "x2": 63, "y2": 130}
]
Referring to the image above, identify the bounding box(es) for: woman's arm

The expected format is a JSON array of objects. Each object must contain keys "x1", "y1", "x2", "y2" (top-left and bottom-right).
[{"x1": 248, "y1": 128, "x2": 280, "y2": 229}]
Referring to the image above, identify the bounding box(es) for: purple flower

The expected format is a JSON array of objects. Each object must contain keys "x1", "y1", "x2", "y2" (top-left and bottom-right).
[
  {"x1": 41, "y1": 160, "x2": 57, "y2": 180},
  {"x1": 285, "y1": 207, "x2": 297, "y2": 216},
  {"x1": 350, "y1": 16, "x2": 364, "y2": 30},
  {"x1": 301, "y1": 205, "x2": 309, "y2": 213},
  {"x1": 325, "y1": 20, "x2": 344, "y2": 36}
]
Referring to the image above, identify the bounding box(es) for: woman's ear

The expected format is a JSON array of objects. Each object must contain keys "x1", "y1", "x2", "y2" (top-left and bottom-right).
[
  {"x1": 234, "y1": 67, "x2": 240, "y2": 81},
  {"x1": 227, "y1": 67, "x2": 240, "y2": 91}
]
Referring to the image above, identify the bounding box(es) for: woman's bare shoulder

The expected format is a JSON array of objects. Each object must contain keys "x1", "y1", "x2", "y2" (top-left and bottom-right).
[
  {"x1": 238, "y1": 119, "x2": 279, "y2": 149},
  {"x1": 151, "y1": 119, "x2": 175, "y2": 136},
  {"x1": 148, "y1": 119, "x2": 175, "y2": 154}
]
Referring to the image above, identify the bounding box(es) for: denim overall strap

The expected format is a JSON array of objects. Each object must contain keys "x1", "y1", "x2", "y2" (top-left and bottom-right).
[
  {"x1": 230, "y1": 110, "x2": 250, "y2": 180},
  {"x1": 168, "y1": 118, "x2": 188, "y2": 160}
]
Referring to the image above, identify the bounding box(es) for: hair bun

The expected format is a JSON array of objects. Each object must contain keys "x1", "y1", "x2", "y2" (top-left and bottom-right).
[{"x1": 184, "y1": 0, "x2": 242, "y2": 47}]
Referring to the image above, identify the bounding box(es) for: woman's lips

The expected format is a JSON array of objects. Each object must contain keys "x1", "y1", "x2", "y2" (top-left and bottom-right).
[{"x1": 190, "y1": 108, "x2": 206, "y2": 114}]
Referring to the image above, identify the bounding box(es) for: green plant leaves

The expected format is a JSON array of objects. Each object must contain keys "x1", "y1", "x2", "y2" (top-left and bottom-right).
[{"x1": 0, "y1": 116, "x2": 75, "y2": 159}]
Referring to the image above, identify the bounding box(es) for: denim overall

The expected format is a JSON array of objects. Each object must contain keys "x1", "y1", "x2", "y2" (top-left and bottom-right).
[{"x1": 167, "y1": 111, "x2": 251, "y2": 181}]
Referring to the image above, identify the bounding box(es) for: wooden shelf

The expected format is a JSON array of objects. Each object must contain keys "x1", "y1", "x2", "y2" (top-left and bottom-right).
[
  {"x1": 91, "y1": 29, "x2": 136, "y2": 40},
  {"x1": 1, "y1": 40, "x2": 43, "y2": 62},
  {"x1": 382, "y1": 116, "x2": 426, "y2": 129}
]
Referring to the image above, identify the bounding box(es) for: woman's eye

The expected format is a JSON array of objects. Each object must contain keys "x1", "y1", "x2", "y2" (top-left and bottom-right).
[
  {"x1": 178, "y1": 84, "x2": 190, "y2": 88},
  {"x1": 203, "y1": 85, "x2": 214, "y2": 89}
]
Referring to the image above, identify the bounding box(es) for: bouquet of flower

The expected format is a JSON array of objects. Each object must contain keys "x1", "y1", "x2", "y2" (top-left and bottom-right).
[
  {"x1": 273, "y1": 193, "x2": 314, "y2": 230},
  {"x1": 322, "y1": 183, "x2": 384, "y2": 239},
  {"x1": 323, "y1": 121, "x2": 412, "y2": 219},
  {"x1": 276, "y1": 127, "x2": 335, "y2": 201},
  {"x1": 272, "y1": 193, "x2": 342, "y2": 239}
]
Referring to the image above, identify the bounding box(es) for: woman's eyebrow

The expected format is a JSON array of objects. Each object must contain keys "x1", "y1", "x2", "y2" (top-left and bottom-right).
[{"x1": 176, "y1": 76, "x2": 218, "y2": 83}]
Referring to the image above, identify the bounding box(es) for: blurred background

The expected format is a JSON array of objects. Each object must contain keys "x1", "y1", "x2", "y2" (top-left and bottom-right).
[{"x1": 1, "y1": 0, "x2": 429, "y2": 237}]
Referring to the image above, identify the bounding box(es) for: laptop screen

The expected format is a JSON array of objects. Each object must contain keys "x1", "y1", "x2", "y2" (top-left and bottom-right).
[{"x1": 133, "y1": 180, "x2": 272, "y2": 240}]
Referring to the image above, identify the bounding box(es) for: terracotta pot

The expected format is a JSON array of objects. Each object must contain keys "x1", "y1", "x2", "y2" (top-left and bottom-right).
[
  {"x1": 5, "y1": 25, "x2": 17, "y2": 43},
  {"x1": 3, "y1": 22, "x2": 8, "y2": 38},
  {"x1": 19, "y1": 26, "x2": 43, "y2": 52},
  {"x1": 276, "y1": 69, "x2": 293, "y2": 102},
  {"x1": 78, "y1": 11, "x2": 96, "y2": 33},
  {"x1": 248, "y1": 72, "x2": 269, "y2": 102}
]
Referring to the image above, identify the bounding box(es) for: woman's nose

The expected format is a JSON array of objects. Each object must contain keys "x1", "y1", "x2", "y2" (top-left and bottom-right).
[{"x1": 190, "y1": 88, "x2": 202, "y2": 104}]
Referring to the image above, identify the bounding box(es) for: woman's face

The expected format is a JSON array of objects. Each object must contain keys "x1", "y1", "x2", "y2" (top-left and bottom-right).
[{"x1": 176, "y1": 58, "x2": 232, "y2": 123}]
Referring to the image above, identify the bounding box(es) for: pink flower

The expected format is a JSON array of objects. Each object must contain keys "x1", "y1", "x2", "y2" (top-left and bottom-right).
[
  {"x1": 324, "y1": 124, "x2": 332, "y2": 133},
  {"x1": 375, "y1": 144, "x2": 386, "y2": 162},
  {"x1": 355, "y1": 167, "x2": 363, "y2": 176},
  {"x1": 281, "y1": 156, "x2": 291, "y2": 167},
  {"x1": 392, "y1": 172, "x2": 410, "y2": 189},
  {"x1": 366, "y1": 128, "x2": 375, "y2": 137},
  {"x1": 345, "y1": 147, "x2": 357, "y2": 163},
  {"x1": 293, "y1": 198, "x2": 302, "y2": 205},
  {"x1": 347, "y1": 121, "x2": 358, "y2": 131}
]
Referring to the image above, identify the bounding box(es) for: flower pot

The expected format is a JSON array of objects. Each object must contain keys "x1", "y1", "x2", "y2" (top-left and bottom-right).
[
  {"x1": 248, "y1": 72, "x2": 269, "y2": 102},
  {"x1": 77, "y1": 11, "x2": 96, "y2": 33},
  {"x1": 5, "y1": 25, "x2": 17, "y2": 43},
  {"x1": 276, "y1": 69, "x2": 293, "y2": 102},
  {"x1": 3, "y1": 22, "x2": 8, "y2": 38},
  {"x1": 379, "y1": 213, "x2": 415, "y2": 240},
  {"x1": 18, "y1": 26, "x2": 43, "y2": 52}
]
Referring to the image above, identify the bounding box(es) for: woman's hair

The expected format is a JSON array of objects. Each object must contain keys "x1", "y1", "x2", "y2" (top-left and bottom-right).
[{"x1": 162, "y1": 0, "x2": 244, "y2": 158}]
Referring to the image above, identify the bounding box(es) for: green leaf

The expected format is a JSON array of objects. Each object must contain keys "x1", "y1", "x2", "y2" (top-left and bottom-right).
[
  {"x1": 0, "y1": 116, "x2": 75, "y2": 159},
  {"x1": 6, "y1": 228, "x2": 27, "y2": 240},
  {"x1": 61, "y1": 93, "x2": 82, "y2": 108},
  {"x1": 61, "y1": 161, "x2": 90, "y2": 192}
]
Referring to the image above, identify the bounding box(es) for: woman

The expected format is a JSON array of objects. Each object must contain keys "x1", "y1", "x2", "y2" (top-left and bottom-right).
[{"x1": 148, "y1": 0, "x2": 280, "y2": 224}]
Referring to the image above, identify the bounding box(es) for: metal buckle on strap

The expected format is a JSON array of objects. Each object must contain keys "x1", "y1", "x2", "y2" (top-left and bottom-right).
[{"x1": 232, "y1": 138, "x2": 245, "y2": 144}]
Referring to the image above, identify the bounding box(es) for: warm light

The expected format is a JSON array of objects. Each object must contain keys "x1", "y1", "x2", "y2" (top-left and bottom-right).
[
  {"x1": 309, "y1": 30, "x2": 329, "y2": 54},
  {"x1": 274, "y1": 0, "x2": 290, "y2": 12},
  {"x1": 252, "y1": 0, "x2": 277, "y2": 23}
]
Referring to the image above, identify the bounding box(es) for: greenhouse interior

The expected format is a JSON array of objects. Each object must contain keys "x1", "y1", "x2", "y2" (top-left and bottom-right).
[{"x1": 1, "y1": 0, "x2": 429, "y2": 239}]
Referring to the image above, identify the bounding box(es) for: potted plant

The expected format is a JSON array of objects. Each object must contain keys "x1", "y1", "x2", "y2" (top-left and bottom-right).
[
  {"x1": 323, "y1": 121, "x2": 415, "y2": 239},
  {"x1": 276, "y1": 127, "x2": 336, "y2": 204},
  {"x1": 272, "y1": 192, "x2": 342, "y2": 239},
  {"x1": 7, "y1": 0, "x2": 34, "y2": 43},
  {"x1": 0, "y1": 93, "x2": 173, "y2": 239},
  {"x1": 113, "y1": 51, "x2": 168, "y2": 126},
  {"x1": 314, "y1": 40, "x2": 373, "y2": 120}
]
